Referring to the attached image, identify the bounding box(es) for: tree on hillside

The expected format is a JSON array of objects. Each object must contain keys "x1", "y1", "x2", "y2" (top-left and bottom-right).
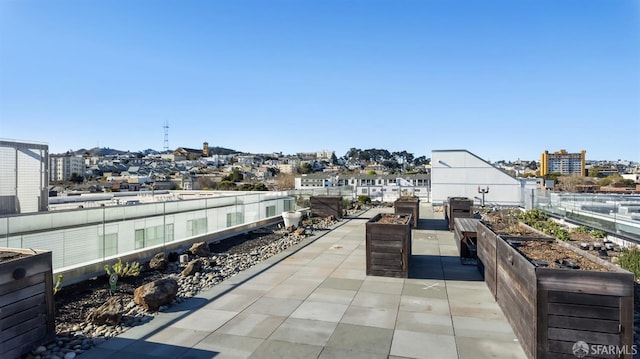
[
  {"x1": 557, "y1": 174, "x2": 588, "y2": 192},
  {"x1": 298, "y1": 163, "x2": 312, "y2": 174},
  {"x1": 330, "y1": 152, "x2": 339, "y2": 165},
  {"x1": 222, "y1": 168, "x2": 243, "y2": 182},
  {"x1": 70, "y1": 172, "x2": 84, "y2": 184},
  {"x1": 599, "y1": 174, "x2": 635, "y2": 187},
  {"x1": 275, "y1": 173, "x2": 295, "y2": 190}
]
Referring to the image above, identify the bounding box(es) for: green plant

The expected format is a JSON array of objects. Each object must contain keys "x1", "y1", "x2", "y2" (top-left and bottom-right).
[
  {"x1": 105, "y1": 258, "x2": 141, "y2": 277},
  {"x1": 618, "y1": 248, "x2": 640, "y2": 281},
  {"x1": 575, "y1": 226, "x2": 591, "y2": 233},
  {"x1": 53, "y1": 274, "x2": 63, "y2": 295},
  {"x1": 357, "y1": 195, "x2": 371, "y2": 204},
  {"x1": 555, "y1": 229, "x2": 571, "y2": 241},
  {"x1": 342, "y1": 198, "x2": 352, "y2": 210},
  {"x1": 590, "y1": 229, "x2": 606, "y2": 239}
]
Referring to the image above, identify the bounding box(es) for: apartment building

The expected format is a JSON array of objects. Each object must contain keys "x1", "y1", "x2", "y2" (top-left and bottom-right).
[
  {"x1": 50, "y1": 153, "x2": 86, "y2": 181},
  {"x1": 295, "y1": 173, "x2": 431, "y2": 201},
  {"x1": 540, "y1": 149, "x2": 586, "y2": 176}
]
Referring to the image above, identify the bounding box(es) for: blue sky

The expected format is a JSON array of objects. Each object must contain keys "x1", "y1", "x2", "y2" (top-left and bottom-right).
[{"x1": 1, "y1": 0, "x2": 639, "y2": 162}]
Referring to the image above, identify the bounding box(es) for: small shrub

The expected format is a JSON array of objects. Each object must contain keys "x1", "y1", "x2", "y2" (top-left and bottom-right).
[
  {"x1": 105, "y1": 258, "x2": 141, "y2": 277},
  {"x1": 590, "y1": 229, "x2": 607, "y2": 239},
  {"x1": 53, "y1": 274, "x2": 63, "y2": 295},
  {"x1": 575, "y1": 226, "x2": 591, "y2": 234},
  {"x1": 357, "y1": 195, "x2": 371, "y2": 204},
  {"x1": 555, "y1": 229, "x2": 571, "y2": 241},
  {"x1": 619, "y1": 248, "x2": 640, "y2": 281}
]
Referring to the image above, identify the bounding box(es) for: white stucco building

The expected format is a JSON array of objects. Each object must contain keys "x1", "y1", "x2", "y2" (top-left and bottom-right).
[{"x1": 431, "y1": 149, "x2": 537, "y2": 207}]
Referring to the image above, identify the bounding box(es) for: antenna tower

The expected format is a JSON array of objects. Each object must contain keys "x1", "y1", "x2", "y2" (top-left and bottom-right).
[{"x1": 163, "y1": 121, "x2": 169, "y2": 151}]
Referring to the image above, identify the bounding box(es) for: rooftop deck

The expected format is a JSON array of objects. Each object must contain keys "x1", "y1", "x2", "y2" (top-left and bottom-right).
[{"x1": 84, "y1": 204, "x2": 527, "y2": 359}]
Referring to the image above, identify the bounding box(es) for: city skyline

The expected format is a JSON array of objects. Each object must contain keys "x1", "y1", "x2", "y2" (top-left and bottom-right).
[{"x1": 1, "y1": 1, "x2": 639, "y2": 162}]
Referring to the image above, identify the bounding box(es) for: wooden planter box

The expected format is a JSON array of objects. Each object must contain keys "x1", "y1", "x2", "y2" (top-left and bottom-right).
[
  {"x1": 394, "y1": 197, "x2": 420, "y2": 229},
  {"x1": 365, "y1": 213, "x2": 412, "y2": 278},
  {"x1": 476, "y1": 222, "x2": 634, "y2": 359},
  {"x1": 445, "y1": 197, "x2": 473, "y2": 231},
  {"x1": 0, "y1": 248, "x2": 55, "y2": 359},
  {"x1": 310, "y1": 196, "x2": 343, "y2": 219},
  {"x1": 453, "y1": 218, "x2": 479, "y2": 263}
]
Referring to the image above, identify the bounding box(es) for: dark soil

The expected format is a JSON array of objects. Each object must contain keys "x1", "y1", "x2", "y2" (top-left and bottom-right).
[
  {"x1": 53, "y1": 226, "x2": 285, "y2": 334},
  {"x1": 375, "y1": 213, "x2": 411, "y2": 224},
  {"x1": 0, "y1": 250, "x2": 29, "y2": 263},
  {"x1": 510, "y1": 240, "x2": 610, "y2": 271}
]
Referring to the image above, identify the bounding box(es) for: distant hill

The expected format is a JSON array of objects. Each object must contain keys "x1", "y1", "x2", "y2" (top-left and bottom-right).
[
  {"x1": 65, "y1": 146, "x2": 241, "y2": 156},
  {"x1": 207, "y1": 146, "x2": 241, "y2": 155},
  {"x1": 73, "y1": 147, "x2": 128, "y2": 156}
]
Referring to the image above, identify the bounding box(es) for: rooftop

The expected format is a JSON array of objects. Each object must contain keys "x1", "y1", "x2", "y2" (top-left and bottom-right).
[{"x1": 81, "y1": 204, "x2": 526, "y2": 359}]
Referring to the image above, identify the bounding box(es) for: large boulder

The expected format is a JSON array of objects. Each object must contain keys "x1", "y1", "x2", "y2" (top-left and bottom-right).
[
  {"x1": 149, "y1": 252, "x2": 168, "y2": 271},
  {"x1": 181, "y1": 259, "x2": 203, "y2": 276},
  {"x1": 86, "y1": 296, "x2": 123, "y2": 326},
  {"x1": 189, "y1": 241, "x2": 210, "y2": 257},
  {"x1": 134, "y1": 278, "x2": 178, "y2": 311}
]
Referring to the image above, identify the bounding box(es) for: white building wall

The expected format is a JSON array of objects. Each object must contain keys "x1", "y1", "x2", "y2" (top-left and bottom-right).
[
  {"x1": 0, "y1": 140, "x2": 49, "y2": 215},
  {"x1": 431, "y1": 149, "x2": 523, "y2": 206}
]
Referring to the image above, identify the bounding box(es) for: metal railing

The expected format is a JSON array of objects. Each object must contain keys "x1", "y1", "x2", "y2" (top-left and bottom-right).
[
  {"x1": 0, "y1": 191, "x2": 296, "y2": 278},
  {"x1": 533, "y1": 190, "x2": 640, "y2": 242}
]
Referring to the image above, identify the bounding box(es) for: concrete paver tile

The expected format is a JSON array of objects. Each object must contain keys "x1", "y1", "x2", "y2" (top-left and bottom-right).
[
  {"x1": 247, "y1": 339, "x2": 323, "y2": 359},
  {"x1": 456, "y1": 336, "x2": 528, "y2": 359},
  {"x1": 216, "y1": 312, "x2": 286, "y2": 339},
  {"x1": 242, "y1": 297, "x2": 302, "y2": 317},
  {"x1": 340, "y1": 305, "x2": 397, "y2": 329},
  {"x1": 325, "y1": 323, "x2": 393, "y2": 355},
  {"x1": 188, "y1": 332, "x2": 264, "y2": 359},
  {"x1": 390, "y1": 329, "x2": 458, "y2": 359},
  {"x1": 320, "y1": 277, "x2": 363, "y2": 291},
  {"x1": 290, "y1": 300, "x2": 349, "y2": 322},
  {"x1": 268, "y1": 318, "x2": 338, "y2": 346}
]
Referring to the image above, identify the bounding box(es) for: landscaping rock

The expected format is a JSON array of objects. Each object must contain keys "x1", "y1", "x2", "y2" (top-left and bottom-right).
[
  {"x1": 149, "y1": 252, "x2": 168, "y2": 271},
  {"x1": 133, "y1": 278, "x2": 178, "y2": 311},
  {"x1": 181, "y1": 259, "x2": 203, "y2": 276},
  {"x1": 189, "y1": 241, "x2": 210, "y2": 257},
  {"x1": 85, "y1": 296, "x2": 123, "y2": 326}
]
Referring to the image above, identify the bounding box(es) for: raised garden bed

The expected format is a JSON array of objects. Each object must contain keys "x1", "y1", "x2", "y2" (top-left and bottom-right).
[
  {"x1": 310, "y1": 196, "x2": 343, "y2": 219},
  {"x1": 365, "y1": 213, "x2": 412, "y2": 278},
  {"x1": 1, "y1": 248, "x2": 55, "y2": 359},
  {"x1": 444, "y1": 196, "x2": 473, "y2": 231},
  {"x1": 476, "y1": 214, "x2": 634, "y2": 359},
  {"x1": 394, "y1": 196, "x2": 420, "y2": 229}
]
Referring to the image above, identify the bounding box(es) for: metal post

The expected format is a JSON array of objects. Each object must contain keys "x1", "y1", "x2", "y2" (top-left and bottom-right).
[{"x1": 478, "y1": 186, "x2": 489, "y2": 207}]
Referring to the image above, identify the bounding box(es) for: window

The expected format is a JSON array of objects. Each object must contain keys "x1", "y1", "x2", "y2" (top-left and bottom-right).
[
  {"x1": 266, "y1": 205, "x2": 276, "y2": 217},
  {"x1": 187, "y1": 218, "x2": 208, "y2": 237},
  {"x1": 361, "y1": 189, "x2": 368, "y2": 194},
  {"x1": 226, "y1": 212, "x2": 244, "y2": 227},
  {"x1": 98, "y1": 233, "x2": 118, "y2": 257},
  {"x1": 135, "y1": 229, "x2": 145, "y2": 249},
  {"x1": 145, "y1": 224, "x2": 173, "y2": 246},
  {"x1": 284, "y1": 198, "x2": 294, "y2": 212}
]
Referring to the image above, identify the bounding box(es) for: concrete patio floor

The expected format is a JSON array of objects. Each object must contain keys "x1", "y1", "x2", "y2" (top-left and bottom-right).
[{"x1": 83, "y1": 204, "x2": 528, "y2": 359}]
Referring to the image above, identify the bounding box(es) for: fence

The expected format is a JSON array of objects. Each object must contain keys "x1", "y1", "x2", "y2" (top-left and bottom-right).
[
  {"x1": 533, "y1": 190, "x2": 640, "y2": 242},
  {"x1": 0, "y1": 191, "x2": 295, "y2": 277}
]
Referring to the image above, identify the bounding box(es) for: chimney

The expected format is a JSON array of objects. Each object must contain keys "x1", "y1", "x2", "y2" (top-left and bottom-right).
[{"x1": 203, "y1": 142, "x2": 209, "y2": 157}]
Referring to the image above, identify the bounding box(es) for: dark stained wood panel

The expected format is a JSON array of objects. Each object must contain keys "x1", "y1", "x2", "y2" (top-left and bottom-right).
[
  {"x1": 310, "y1": 196, "x2": 343, "y2": 219},
  {"x1": 365, "y1": 214, "x2": 411, "y2": 278}
]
